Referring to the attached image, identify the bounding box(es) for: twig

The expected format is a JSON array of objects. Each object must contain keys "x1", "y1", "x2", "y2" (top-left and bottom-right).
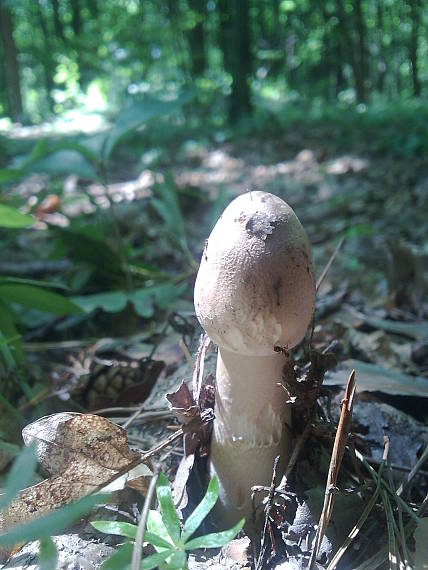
[
  {"x1": 326, "y1": 437, "x2": 390, "y2": 570},
  {"x1": 192, "y1": 333, "x2": 211, "y2": 405},
  {"x1": 309, "y1": 370, "x2": 356, "y2": 569},
  {"x1": 131, "y1": 470, "x2": 159, "y2": 570},
  {"x1": 107, "y1": 411, "x2": 173, "y2": 425},
  {"x1": 178, "y1": 338, "x2": 194, "y2": 372},
  {"x1": 277, "y1": 418, "x2": 313, "y2": 492},
  {"x1": 316, "y1": 237, "x2": 345, "y2": 292},
  {"x1": 255, "y1": 455, "x2": 280, "y2": 570}
]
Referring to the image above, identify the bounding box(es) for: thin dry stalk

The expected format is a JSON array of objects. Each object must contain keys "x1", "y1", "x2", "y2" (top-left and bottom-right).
[
  {"x1": 326, "y1": 437, "x2": 390, "y2": 570},
  {"x1": 178, "y1": 337, "x2": 194, "y2": 372},
  {"x1": 316, "y1": 237, "x2": 345, "y2": 292},
  {"x1": 309, "y1": 369, "x2": 356, "y2": 569},
  {"x1": 131, "y1": 470, "x2": 159, "y2": 570},
  {"x1": 255, "y1": 455, "x2": 280, "y2": 570}
]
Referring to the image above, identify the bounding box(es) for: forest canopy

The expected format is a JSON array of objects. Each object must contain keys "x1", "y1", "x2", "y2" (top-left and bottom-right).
[{"x1": 0, "y1": 0, "x2": 426, "y2": 126}]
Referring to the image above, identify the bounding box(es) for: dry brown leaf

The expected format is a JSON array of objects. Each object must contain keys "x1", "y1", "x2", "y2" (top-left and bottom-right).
[{"x1": 0, "y1": 413, "x2": 151, "y2": 535}]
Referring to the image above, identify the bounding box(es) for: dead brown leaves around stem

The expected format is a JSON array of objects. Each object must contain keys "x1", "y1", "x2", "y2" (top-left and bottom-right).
[{"x1": 0, "y1": 413, "x2": 152, "y2": 537}]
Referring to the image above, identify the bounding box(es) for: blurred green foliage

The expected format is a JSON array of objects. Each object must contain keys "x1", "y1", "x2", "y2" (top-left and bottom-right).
[{"x1": 0, "y1": 0, "x2": 427, "y2": 125}]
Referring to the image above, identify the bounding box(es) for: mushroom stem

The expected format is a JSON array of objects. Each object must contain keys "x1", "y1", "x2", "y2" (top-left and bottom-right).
[{"x1": 210, "y1": 347, "x2": 291, "y2": 525}]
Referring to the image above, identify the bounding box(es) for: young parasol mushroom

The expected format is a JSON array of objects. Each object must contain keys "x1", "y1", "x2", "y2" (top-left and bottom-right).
[{"x1": 194, "y1": 191, "x2": 316, "y2": 525}]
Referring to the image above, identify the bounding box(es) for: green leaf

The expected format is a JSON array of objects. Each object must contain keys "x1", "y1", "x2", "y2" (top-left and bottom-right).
[
  {"x1": 140, "y1": 550, "x2": 173, "y2": 570},
  {"x1": 184, "y1": 518, "x2": 245, "y2": 550},
  {"x1": 0, "y1": 284, "x2": 83, "y2": 315},
  {"x1": 102, "y1": 98, "x2": 185, "y2": 161},
  {"x1": 0, "y1": 443, "x2": 38, "y2": 510},
  {"x1": 39, "y1": 537, "x2": 58, "y2": 570},
  {"x1": 91, "y1": 521, "x2": 137, "y2": 540},
  {"x1": 147, "y1": 510, "x2": 172, "y2": 547},
  {"x1": 151, "y1": 180, "x2": 186, "y2": 245},
  {"x1": 0, "y1": 169, "x2": 24, "y2": 184},
  {"x1": 25, "y1": 149, "x2": 98, "y2": 179},
  {"x1": 0, "y1": 494, "x2": 110, "y2": 546},
  {"x1": 0, "y1": 277, "x2": 68, "y2": 290},
  {"x1": 152, "y1": 283, "x2": 187, "y2": 310},
  {"x1": 127, "y1": 289, "x2": 154, "y2": 318},
  {"x1": 0, "y1": 300, "x2": 23, "y2": 362},
  {"x1": 53, "y1": 227, "x2": 124, "y2": 278},
  {"x1": 181, "y1": 476, "x2": 219, "y2": 543},
  {"x1": 102, "y1": 542, "x2": 132, "y2": 570},
  {"x1": 414, "y1": 518, "x2": 428, "y2": 570},
  {"x1": 74, "y1": 283, "x2": 186, "y2": 317},
  {"x1": 0, "y1": 204, "x2": 34, "y2": 228},
  {"x1": 156, "y1": 474, "x2": 181, "y2": 546},
  {"x1": 73, "y1": 291, "x2": 128, "y2": 314},
  {"x1": 143, "y1": 532, "x2": 175, "y2": 550},
  {"x1": 164, "y1": 550, "x2": 187, "y2": 569}
]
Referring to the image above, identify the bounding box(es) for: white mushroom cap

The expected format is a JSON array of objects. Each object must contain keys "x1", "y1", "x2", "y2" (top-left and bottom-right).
[{"x1": 194, "y1": 191, "x2": 315, "y2": 356}]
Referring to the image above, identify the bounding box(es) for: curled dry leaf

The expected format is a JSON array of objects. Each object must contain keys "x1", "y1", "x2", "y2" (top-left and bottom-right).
[
  {"x1": 166, "y1": 345, "x2": 215, "y2": 513},
  {"x1": 0, "y1": 413, "x2": 151, "y2": 538}
]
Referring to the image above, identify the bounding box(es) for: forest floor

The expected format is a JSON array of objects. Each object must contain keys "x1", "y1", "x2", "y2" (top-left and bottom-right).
[{"x1": 1, "y1": 113, "x2": 428, "y2": 568}]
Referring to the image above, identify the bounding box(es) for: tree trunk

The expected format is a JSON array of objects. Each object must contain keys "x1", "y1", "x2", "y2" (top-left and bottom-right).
[
  {"x1": 217, "y1": 0, "x2": 231, "y2": 72},
  {"x1": 51, "y1": 0, "x2": 65, "y2": 41},
  {"x1": 353, "y1": 0, "x2": 366, "y2": 102},
  {"x1": 409, "y1": 0, "x2": 421, "y2": 96},
  {"x1": 0, "y1": 4, "x2": 23, "y2": 121},
  {"x1": 167, "y1": 0, "x2": 190, "y2": 78},
  {"x1": 334, "y1": 0, "x2": 352, "y2": 95},
  {"x1": 186, "y1": 0, "x2": 206, "y2": 76},
  {"x1": 86, "y1": 0, "x2": 98, "y2": 19},
  {"x1": 70, "y1": 0, "x2": 82, "y2": 36},
  {"x1": 228, "y1": 0, "x2": 252, "y2": 122},
  {"x1": 37, "y1": 1, "x2": 55, "y2": 112},
  {"x1": 376, "y1": 0, "x2": 386, "y2": 93}
]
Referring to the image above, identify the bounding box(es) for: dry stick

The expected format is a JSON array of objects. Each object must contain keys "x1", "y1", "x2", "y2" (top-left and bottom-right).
[
  {"x1": 316, "y1": 237, "x2": 345, "y2": 293},
  {"x1": 279, "y1": 417, "x2": 313, "y2": 488},
  {"x1": 255, "y1": 455, "x2": 281, "y2": 570},
  {"x1": 193, "y1": 334, "x2": 211, "y2": 405},
  {"x1": 326, "y1": 437, "x2": 390, "y2": 570},
  {"x1": 131, "y1": 470, "x2": 160, "y2": 570},
  {"x1": 309, "y1": 370, "x2": 356, "y2": 569},
  {"x1": 178, "y1": 337, "x2": 194, "y2": 372}
]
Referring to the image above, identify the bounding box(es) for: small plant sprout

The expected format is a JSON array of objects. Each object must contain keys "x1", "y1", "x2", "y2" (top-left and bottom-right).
[
  {"x1": 92, "y1": 474, "x2": 244, "y2": 570},
  {"x1": 194, "y1": 191, "x2": 316, "y2": 525}
]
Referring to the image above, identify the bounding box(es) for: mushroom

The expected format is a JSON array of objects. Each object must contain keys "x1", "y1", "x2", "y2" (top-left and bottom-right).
[{"x1": 194, "y1": 191, "x2": 315, "y2": 525}]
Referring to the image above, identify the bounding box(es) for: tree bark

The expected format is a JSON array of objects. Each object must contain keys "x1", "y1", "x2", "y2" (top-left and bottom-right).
[
  {"x1": 0, "y1": 4, "x2": 23, "y2": 121},
  {"x1": 376, "y1": 0, "x2": 386, "y2": 93},
  {"x1": 186, "y1": 0, "x2": 206, "y2": 76},
  {"x1": 51, "y1": 0, "x2": 65, "y2": 41},
  {"x1": 70, "y1": 0, "x2": 82, "y2": 36},
  {"x1": 334, "y1": 0, "x2": 352, "y2": 95},
  {"x1": 37, "y1": 1, "x2": 55, "y2": 112},
  {"x1": 217, "y1": 0, "x2": 231, "y2": 72},
  {"x1": 227, "y1": 0, "x2": 252, "y2": 122},
  {"x1": 409, "y1": 0, "x2": 421, "y2": 96},
  {"x1": 86, "y1": 0, "x2": 98, "y2": 19},
  {"x1": 353, "y1": 0, "x2": 366, "y2": 102}
]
